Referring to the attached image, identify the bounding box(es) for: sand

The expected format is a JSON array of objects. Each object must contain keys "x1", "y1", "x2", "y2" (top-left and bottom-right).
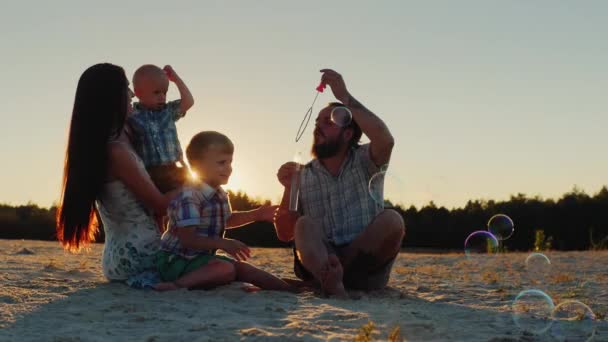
[{"x1": 1, "y1": 239, "x2": 606, "y2": 341}]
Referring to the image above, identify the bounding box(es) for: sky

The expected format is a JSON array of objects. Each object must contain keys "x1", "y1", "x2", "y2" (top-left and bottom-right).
[{"x1": 0, "y1": 0, "x2": 606, "y2": 209}]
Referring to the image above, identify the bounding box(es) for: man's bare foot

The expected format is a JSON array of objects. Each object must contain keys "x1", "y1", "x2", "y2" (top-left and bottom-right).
[
  {"x1": 154, "y1": 281, "x2": 179, "y2": 291},
  {"x1": 320, "y1": 254, "x2": 348, "y2": 299}
]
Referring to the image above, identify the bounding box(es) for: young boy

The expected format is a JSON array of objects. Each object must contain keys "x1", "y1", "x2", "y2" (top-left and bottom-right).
[
  {"x1": 128, "y1": 64, "x2": 194, "y2": 193},
  {"x1": 154, "y1": 131, "x2": 295, "y2": 292}
]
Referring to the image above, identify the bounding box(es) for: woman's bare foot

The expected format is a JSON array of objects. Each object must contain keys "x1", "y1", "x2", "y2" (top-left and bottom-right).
[
  {"x1": 320, "y1": 254, "x2": 348, "y2": 299},
  {"x1": 154, "y1": 281, "x2": 179, "y2": 291}
]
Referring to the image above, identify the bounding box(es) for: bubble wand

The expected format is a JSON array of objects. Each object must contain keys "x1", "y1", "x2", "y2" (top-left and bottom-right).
[{"x1": 295, "y1": 82, "x2": 326, "y2": 142}]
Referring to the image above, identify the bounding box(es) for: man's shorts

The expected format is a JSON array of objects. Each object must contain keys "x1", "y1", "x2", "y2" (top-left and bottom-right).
[
  {"x1": 157, "y1": 251, "x2": 234, "y2": 282},
  {"x1": 292, "y1": 241, "x2": 396, "y2": 291}
]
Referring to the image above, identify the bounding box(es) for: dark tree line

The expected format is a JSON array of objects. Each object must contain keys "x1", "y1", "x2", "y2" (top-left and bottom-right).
[
  {"x1": 393, "y1": 186, "x2": 608, "y2": 251},
  {"x1": 0, "y1": 202, "x2": 58, "y2": 241},
  {"x1": 1, "y1": 187, "x2": 607, "y2": 251}
]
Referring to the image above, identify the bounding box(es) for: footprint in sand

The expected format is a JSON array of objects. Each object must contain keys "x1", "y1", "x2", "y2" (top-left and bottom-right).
[
  {"x1": 64, "y1": 269, "x2": 96, "y2": 278},
  {"x1": 14, "y1": 248, "x2": 35, "y2": 255}
]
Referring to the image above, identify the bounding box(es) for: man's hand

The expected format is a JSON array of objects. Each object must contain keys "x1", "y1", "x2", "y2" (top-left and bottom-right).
[
  {"x1": 320, "y1": 69, "x2": 350, "y2": 104},
  {"x1": 255, "y1": 204, "x2": 280, "y2": 222},
  {"x1": 273, "y1": 206, "x2": 298, "y2": 242},
  {"x1": 220, "y1": 238, "x2": 251, "y2": 261},
  {"x1": 163, "y1": 65, "x2": 179, "y2": 82},
  {"x1": 277, "y1": 162, "x2": 300, "y2": 188}
]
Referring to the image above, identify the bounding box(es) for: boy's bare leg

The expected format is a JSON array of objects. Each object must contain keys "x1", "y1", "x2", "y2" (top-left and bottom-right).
[
  {"x1": 154, "y1": 259, "x2": 236, "y2": 291},
  {"x1": 339, "y1": 209, "x2": 405, "y2": 271},
  {"x1": 233, "y1": 261, "x2": 297, "y2": 292},
  {"x1": 294, "y1": 216, "x2": 347, "y2": 298}
]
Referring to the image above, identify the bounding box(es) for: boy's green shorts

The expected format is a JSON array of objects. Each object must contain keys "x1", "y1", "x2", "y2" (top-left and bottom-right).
[{"x1": 156, "y1": 251, "x2": 234, "y2": 282}]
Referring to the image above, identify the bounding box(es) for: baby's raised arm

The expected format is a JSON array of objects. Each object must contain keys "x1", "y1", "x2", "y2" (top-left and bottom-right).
[{"x1": 164, "y1": 65, "x2": 194, "y2": 114}]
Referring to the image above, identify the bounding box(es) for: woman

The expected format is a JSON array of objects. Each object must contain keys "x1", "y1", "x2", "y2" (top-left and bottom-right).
[{"x1": 56, "y1": 63, "x2": 173, "y2": 285}]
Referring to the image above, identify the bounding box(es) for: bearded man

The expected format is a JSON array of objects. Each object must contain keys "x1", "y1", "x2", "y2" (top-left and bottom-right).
[{"x1": 273, "y1": 69, "x2": 405, "y2": 297}]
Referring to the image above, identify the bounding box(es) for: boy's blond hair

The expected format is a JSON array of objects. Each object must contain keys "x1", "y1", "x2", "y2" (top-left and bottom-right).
[{"x1": 186, "y1": 131, "x2": 234, "y2": 164}]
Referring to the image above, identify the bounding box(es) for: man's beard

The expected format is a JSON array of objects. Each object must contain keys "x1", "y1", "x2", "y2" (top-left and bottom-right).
[{"x1": 311, "y1": 131, "x2": 345, "y2": 159}]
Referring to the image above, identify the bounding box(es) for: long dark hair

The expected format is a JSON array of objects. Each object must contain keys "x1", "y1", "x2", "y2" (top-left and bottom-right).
[{"x1": 57, "y1": 63, "x2": 129, "y2": 251}]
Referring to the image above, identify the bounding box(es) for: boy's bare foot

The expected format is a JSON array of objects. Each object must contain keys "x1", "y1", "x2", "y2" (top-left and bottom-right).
[
  {"x1": 281, "y1": 278, "x2": 312, "y2": 286},
  {"x1": 320, "y1": 254, "x2": 348, "y2": 299},
  {"x1": 154, "y1": 281, "x2": 179, "y2": 291},
  {"x1": 281, "y1": 279, "x2": 316, "y2": 293}
]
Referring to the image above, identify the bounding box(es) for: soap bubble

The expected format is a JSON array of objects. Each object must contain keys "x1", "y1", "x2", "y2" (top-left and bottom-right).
[
  {"x1": 487, "y1": 214, "x2": 514, "y2": 241},
  {"x1": 550, "y1": 300, "x2": 597, "y2": 342},
  {"x1": 464, "y1": 231, "x2": 499, "y2": 260},
  {"x1": 512, "y1": 289, "x2": 555, "y2": 335}
]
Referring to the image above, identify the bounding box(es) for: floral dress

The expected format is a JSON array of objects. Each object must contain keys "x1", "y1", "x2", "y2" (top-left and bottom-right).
[{"x1": 96, "y1": 141, "x2": 160, "y2": 285}]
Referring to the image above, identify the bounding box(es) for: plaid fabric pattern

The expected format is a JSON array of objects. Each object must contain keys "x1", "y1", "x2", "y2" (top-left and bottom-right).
[
  {"x1": 128, "y1": 99, "x2": 185, "y2": 167},
  {"x1": 160, "y1": 182, "x2": 232, "y2": 259},
  {"x1": 298, "y1": 144, "x2": 383, "y2": 245}
]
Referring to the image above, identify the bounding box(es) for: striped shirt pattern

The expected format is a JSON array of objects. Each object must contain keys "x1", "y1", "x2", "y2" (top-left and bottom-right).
[
  {"x1": 128, "y1": 99, "x2": 185, "y2": 167},
  {"x1": 160, "y1": 182, "x2": 232, "y2": 259},
  {"x1": 298, "y1": 144, "x2": 383, "y2": 245}
]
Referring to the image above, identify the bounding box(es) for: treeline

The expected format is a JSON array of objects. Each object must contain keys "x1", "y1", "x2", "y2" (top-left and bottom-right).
[
  {"x1": 0, "y1": 203, "x2": 58, "y2": 241},
  {"x1": 394, "y1": 186, "x2": 608, "y2": 251},
  {"x1": 1, "y1": 187, "x2": 607, "y2": 251}
]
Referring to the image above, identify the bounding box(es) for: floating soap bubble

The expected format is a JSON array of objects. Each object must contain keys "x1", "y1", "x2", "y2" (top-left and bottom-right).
[
  {"x1": 525, "y1": 253, "x2": 552, "y2": 284},
  {"x1": 330, "y1": 106, "x2": 352, "y2": 127},
  {"x1": 487, "y1": 214, "x2": 514, "y2": 241},
  {"x1": 368, "y1": 166, "x2": 405, "y2": 208},
  {"x1": 464, "y1": 231, "x2": 499, "y2": 260},
  {"x1": 550, "y1": 300, "x2": 597, "y2": 342},
  {"x1": 512, "y1": 289, "x2": 555, "y2": 335}
]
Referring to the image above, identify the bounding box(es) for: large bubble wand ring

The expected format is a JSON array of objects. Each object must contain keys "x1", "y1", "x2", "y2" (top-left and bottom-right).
[{"x1": 295, "y1": 82, "x2": 326, "y2": 142}]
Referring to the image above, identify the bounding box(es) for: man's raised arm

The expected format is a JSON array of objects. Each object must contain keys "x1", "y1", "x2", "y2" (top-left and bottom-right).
[{"x1": 320, "y1": 69, "x2": 395, "y2": 166}]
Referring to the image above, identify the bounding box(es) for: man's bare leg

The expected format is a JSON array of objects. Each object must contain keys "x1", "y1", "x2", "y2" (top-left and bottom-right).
[
  {"x1": 340, "y1": 209, "x2": 405, "y2": 272},
  {"x1": 294, "y1": 216, "x2": 348, "y2": 298}
]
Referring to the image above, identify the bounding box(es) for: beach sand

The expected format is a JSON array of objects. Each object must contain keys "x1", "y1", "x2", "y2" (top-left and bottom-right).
[{"x1": 1, "y1": 239, "x2": 606, "y2": 341}]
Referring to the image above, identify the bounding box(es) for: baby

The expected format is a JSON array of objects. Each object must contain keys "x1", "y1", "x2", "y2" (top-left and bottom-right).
[{"x1": 128, "y1": 64, "x2": 194, "y2": 192}]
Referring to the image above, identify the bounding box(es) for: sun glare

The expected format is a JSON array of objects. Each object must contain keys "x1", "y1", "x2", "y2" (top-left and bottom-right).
[
  {"x1": 224, "y1": 172, "x2": 242, "y2": 192},
  {"x1": 188, "y1": 169, "x2": 244, "y2": 193}
]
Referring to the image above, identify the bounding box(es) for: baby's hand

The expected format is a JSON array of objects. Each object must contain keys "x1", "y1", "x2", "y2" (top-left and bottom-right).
[{"x1": 163, "y1": 65, "x2": 179, "y2": 82}]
